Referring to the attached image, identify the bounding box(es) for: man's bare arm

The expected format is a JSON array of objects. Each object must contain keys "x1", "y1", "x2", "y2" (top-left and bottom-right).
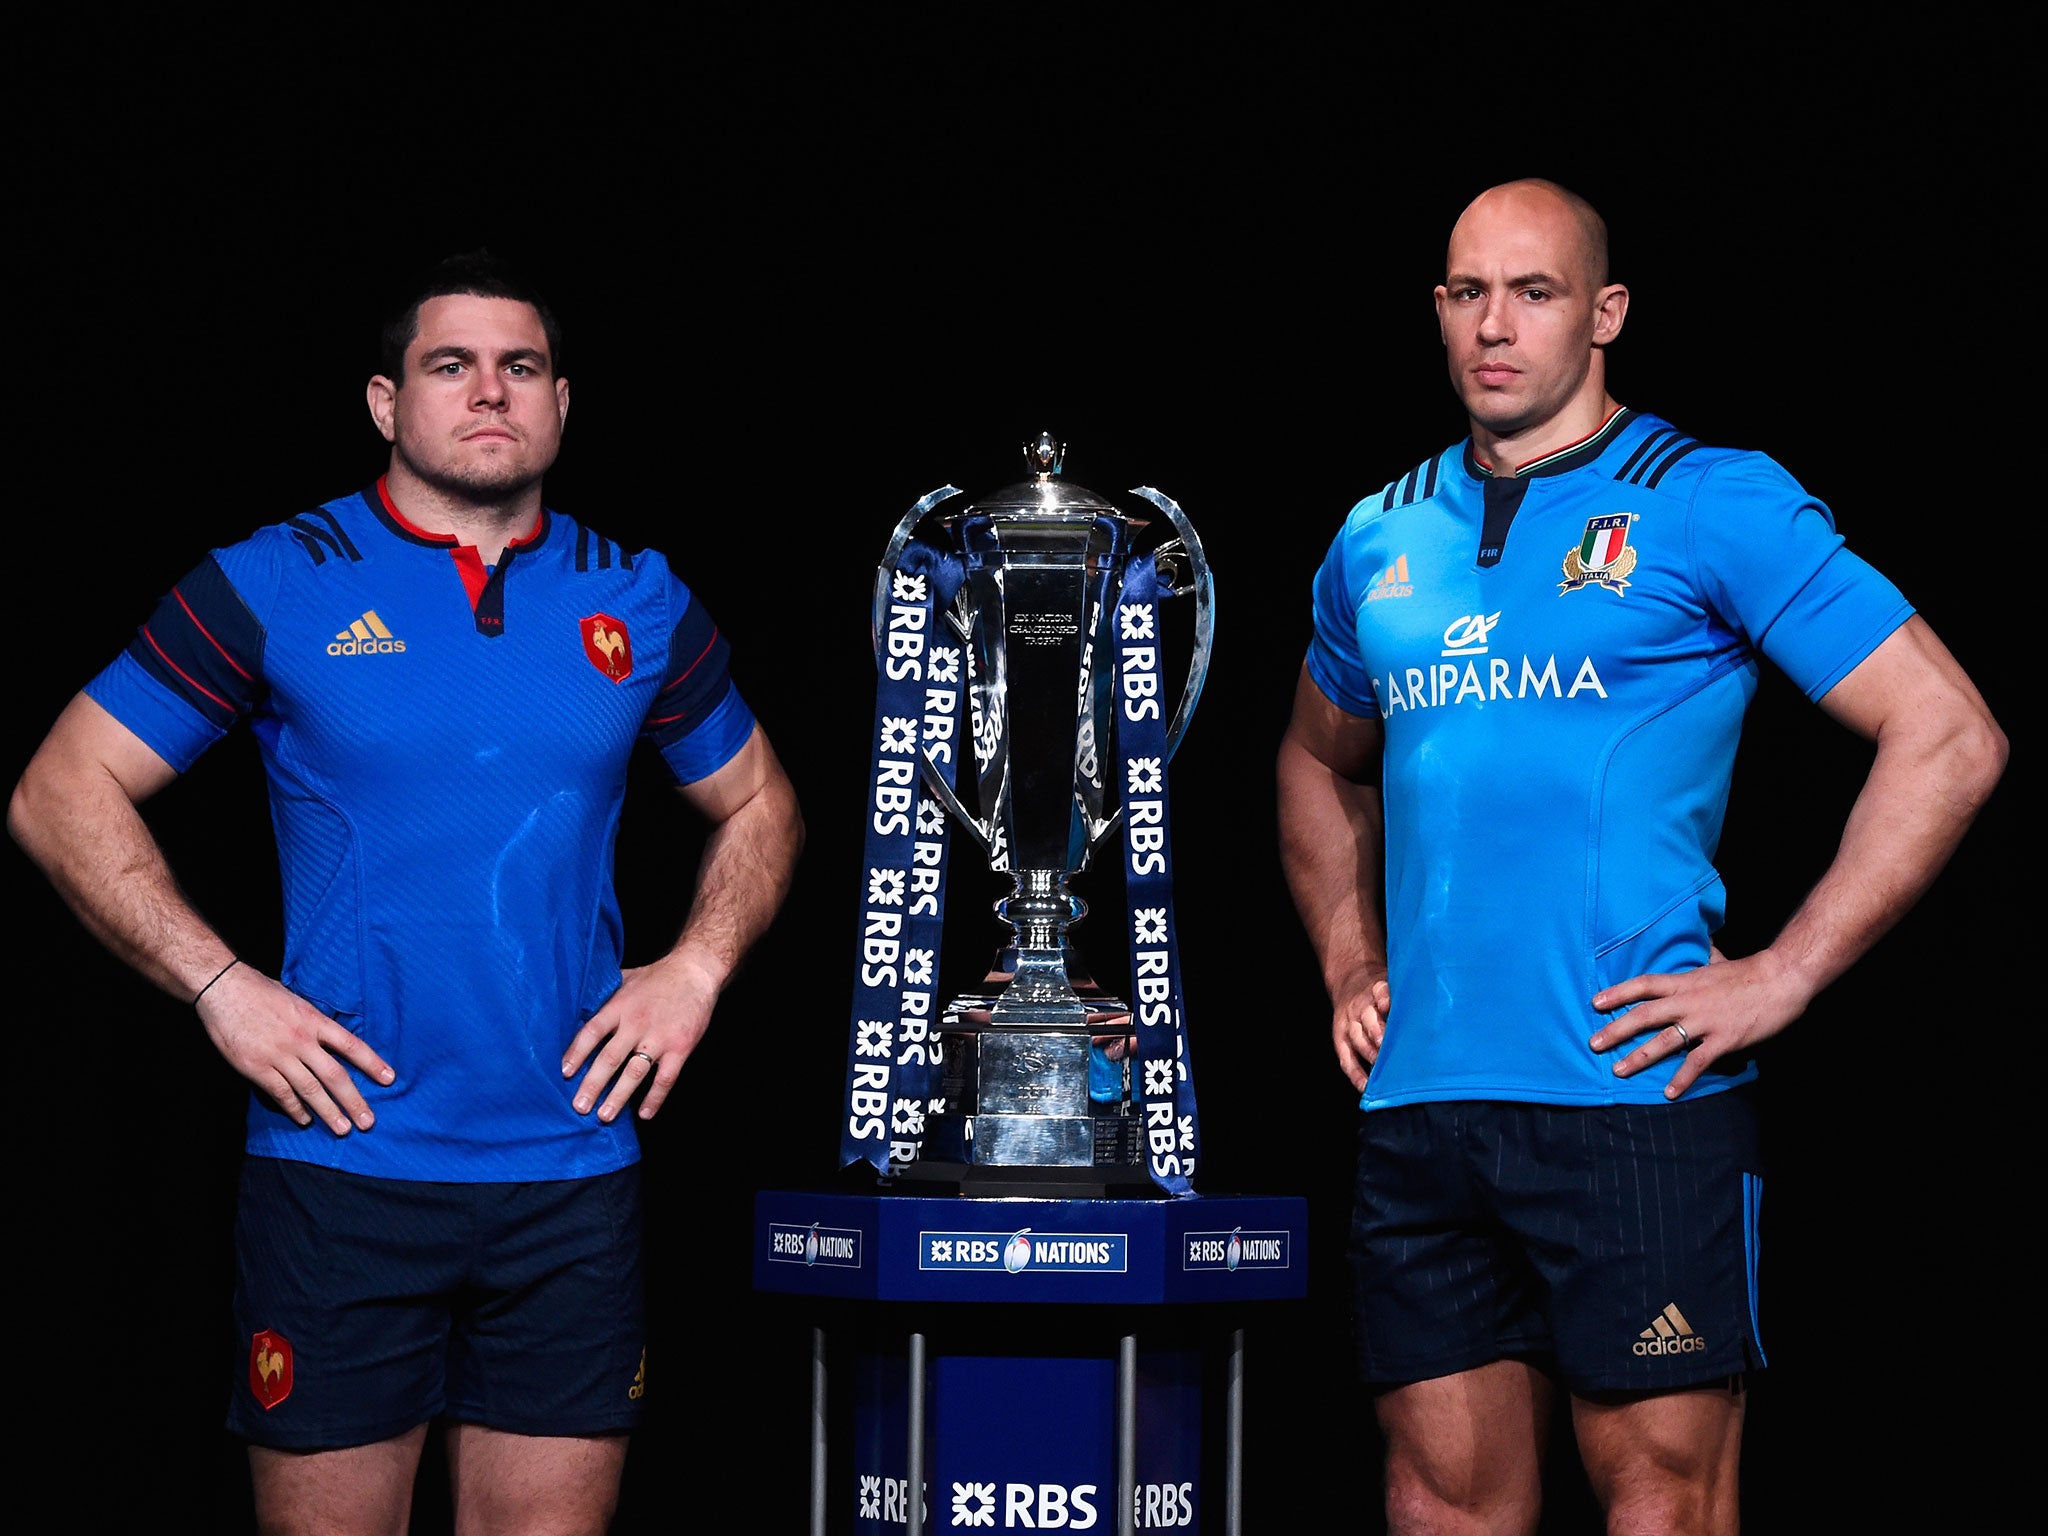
[
  {"x1": 564, "y1": 724, "x2": 806, "y2": 1121},
  {"x1": 8, "y1": 693, "x2": 394, "y2": 1132},
  {"x1": 10, "y1": 694, "x2": 212, "y2": 992},
  {"x1": 1276, "y1": 664, "x2": 1392, "y2": 1093},
  {"x1": 1593, "y1": 615, "x2": 2008, "y2": 1095}
]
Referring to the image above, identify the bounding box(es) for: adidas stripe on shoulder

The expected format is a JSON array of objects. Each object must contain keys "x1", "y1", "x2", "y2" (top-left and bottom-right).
[
  {"x1": 286, "y1": 505, "x2": 366, "y2": 566},
  {"x1": 572, "y1": 524, "x2": 637, "y2": 573},
  {"x1": 1376, "y1": 450, "x2": 1448, "y2": 512},
  {"x1": 1346, "y1": 449, "x2": 1454, "y2": 530},
  {"x1": 1612, "y1": 425, "x2": 1706, "y2": 490}
]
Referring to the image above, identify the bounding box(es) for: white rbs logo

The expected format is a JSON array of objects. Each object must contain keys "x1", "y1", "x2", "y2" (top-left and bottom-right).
[
  {"x1": 859, "y1": 1473, "x2": 921, "y2": 1524},
  {"x1": 1134, "y1": 1483, "x2": 1196, "y2": 1528},
  {"x1": 950, "y1": 1481, "x2": 1098, "y2": 1528}
]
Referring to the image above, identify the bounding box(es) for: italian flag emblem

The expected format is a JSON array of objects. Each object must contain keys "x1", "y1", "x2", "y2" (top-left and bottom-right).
[
  {"x1": 1559, "y1": 513, "x2": 1640, "y2": 595},
  {"x1": 1579, "y1": 515, "x2": 1632, "y2": 570}
]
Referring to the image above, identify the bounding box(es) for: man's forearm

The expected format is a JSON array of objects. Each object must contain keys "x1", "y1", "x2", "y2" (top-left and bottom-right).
[
  {"x1": 8, "y1": 704, "x2": 232, "y2": 1002},
  {"x1": 666, "y1": 775, "x2": 806, "y2": 991},
  {"x1": 1276, "y1": 733, "x2": 1388, "y2": 1000},
  {"x1": 1766, "y1": 699, "x2": 2006, "y2": 1001}
]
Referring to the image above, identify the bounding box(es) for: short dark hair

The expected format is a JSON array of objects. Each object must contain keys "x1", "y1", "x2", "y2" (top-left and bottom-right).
[{"x1": 379, "y1": 250, "x2": 565, "y2": 381}]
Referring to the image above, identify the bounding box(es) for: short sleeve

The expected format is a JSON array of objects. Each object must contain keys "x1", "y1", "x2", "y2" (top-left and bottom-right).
[
  {"x1": 82, "y1": 550, "x2": 269, "y2": 772},
  {"x1": 642, "y1": 570, "x2": 757, "y2": 783},
  {"x1": 1689, "y1": 454, "x2": 1913, "y2": 702},
  {"x1": 1304, "y1": 516, "x2": 1381, "y2": 717}
]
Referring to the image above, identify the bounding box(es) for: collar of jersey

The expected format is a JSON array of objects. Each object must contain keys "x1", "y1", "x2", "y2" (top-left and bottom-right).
[
  {"x1": 368, "y1": 476, "x2": 552, "y2": 553},
  {"x1": 1463, "y1": 405, "x2": 1636, "y2": 482}
]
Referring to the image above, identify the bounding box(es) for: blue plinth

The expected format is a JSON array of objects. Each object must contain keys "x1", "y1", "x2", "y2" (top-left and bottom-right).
[
  {"x1": 754, "y1": 1190, "x2": 1307, "y2": 1534},
  {"x1": 753, "y1": 1190, "x2": 1309, "y2": 1305}
]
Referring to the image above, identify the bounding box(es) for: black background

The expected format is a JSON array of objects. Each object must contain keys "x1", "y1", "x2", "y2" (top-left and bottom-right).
[{"x1": 13, "y1": 10, "x2": 2026, "y2": 1534}]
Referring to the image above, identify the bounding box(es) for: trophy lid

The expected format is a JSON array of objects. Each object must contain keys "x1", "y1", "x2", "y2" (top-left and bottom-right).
[{"x1": 961, "y1": 431, "x2": 1124, "y2": 517}]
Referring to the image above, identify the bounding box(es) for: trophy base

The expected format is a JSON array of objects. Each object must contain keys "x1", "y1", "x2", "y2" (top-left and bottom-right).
[
  {"x1": 883, "y1": 1158, "x2": 1161, "y2": 1202},
  {"x1": 902, "y1": 1100, "x2": 1155, "y2": 1200},
  {"x1": 890, "y1": 989, "x2": 1153, "y2": 1200}
]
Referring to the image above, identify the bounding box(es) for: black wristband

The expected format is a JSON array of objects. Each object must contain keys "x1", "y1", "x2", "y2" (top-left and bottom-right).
[{"x1": 193, "y1": 958, "x2": 242, "y2": 1007}]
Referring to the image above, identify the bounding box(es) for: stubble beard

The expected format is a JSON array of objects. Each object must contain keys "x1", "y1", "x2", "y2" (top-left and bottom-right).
[
  {"x1": 397, "y1": 437, "x2": 553, "y2": 508},
  {"x1": 1464, "y1": 394, "x2": 1542, "y2": 440},
  {"x1": 1453, "y1": 337, "x2": 1599, "y2": 445},
  {"x1": 1455, "y1": 367, "x2": 1577, "y2": 445}
]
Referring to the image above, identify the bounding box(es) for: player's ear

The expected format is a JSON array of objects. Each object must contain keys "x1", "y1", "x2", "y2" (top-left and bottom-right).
[
  {"x1": 1592, "y1": 283, "x2": 1629, "y2": 346},
  {"x1": 367, "y1": 376, "x2": 399, "y2": 443},
  {"x1": 556, "y1": 375, "x2": 570, "y2": 427},
  {"x1": 1433, "y1": 285, "x2": 1451, "y2": 345}
]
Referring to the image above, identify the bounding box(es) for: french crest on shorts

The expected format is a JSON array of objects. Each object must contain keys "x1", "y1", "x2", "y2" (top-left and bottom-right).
[
  {"x1": 249, "y1": 1328, "x2": 293, "y2": 1410},
  {"x1": 1559, "y1": 513, "x2": 1639, "y2": 595}
]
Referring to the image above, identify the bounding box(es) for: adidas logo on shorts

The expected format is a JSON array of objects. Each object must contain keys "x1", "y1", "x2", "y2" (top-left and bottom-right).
[{"x1": 1633, "y1": 1301, "x2": 1707, "y2": 1356}]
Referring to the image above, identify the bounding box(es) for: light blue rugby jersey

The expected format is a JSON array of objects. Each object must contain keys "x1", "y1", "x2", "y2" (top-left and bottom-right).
[
  {"x1": 1305, "y1": 408, "x2": 1911, "y2": 1109},
  {"x1": 86, "y1": 480, "x2": 757, "y2": 1180}
]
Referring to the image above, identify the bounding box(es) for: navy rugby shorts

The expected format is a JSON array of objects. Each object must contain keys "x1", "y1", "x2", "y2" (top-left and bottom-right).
[
  {"x1": 1349, "y1": 1088, "x2": 1766, "y2": 1395},
  {"x1": 227, "y1": 1156, "x2": 647, "y2": 1449}
]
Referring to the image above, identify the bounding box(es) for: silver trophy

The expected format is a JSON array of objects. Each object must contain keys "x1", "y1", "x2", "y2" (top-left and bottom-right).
[{"x1": 874, "y1": 432, "x2": 1213, "y2": 1197}]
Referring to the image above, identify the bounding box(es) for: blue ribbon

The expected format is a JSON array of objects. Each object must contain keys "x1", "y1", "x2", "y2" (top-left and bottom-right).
[
  {"x1": 838, "y1": 541, "x2": 966, "y2": 1176},
  {"x1": 1116, "y1": 555, "x2": 1201, "y2": 1197},
  {"x1": 838, "y1": 543, "x2": 1201, "y2": 1198}
]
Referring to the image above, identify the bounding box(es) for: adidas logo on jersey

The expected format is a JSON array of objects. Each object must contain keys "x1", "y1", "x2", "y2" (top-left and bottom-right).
[
  {"x1": 327, "y1": 610, "x2": 406, "y2": 656},
  {"x1": 1633, "y1": 1301, "x2": 1706, "y2": 1356},
  {"x1": 1365, "y1": 553, "x2": 1413, "y2": 602}
]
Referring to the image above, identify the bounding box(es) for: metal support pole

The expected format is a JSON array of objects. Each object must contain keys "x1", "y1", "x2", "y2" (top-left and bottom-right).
[
  {"x1": 1118, "y1": 1332, "x2": 1138, "y2": 1536},
  {"x1": 906, "y1": 1330, "x2": 928, "y2": 1536},
  {"x1": 811, "y1": 1326, "x2": 828, "y2": 1536},
  {"x1": 1226, "y1": 1327, "x2": 1245, "y2": 1536}
]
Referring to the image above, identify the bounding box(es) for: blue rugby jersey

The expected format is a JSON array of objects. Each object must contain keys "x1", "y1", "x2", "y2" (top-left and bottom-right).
[
  {"x1": 1305, "y1": 409, "x2": 1911, "y2": 1109},
  {"x1": 86, "y1": 479, "x2": 757, "y2": 1180}
]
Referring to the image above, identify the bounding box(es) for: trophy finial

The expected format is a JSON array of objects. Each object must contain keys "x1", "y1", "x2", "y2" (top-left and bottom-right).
[{"x1": 1024, "y1": 431, "x2": 1065, "y2": 481}]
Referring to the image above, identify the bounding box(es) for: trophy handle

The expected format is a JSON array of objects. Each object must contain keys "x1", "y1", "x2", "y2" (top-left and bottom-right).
[
  {"x1": 1125, "y1": 485, "x2": 1214, "y2": 761},
  {"x1": 872, "y1": 480, "x2": 1213, "y2": 864},
  {"x1": 1082, "y1": 484, "x2": 1214, "y2": 854},
  {"x1": 872, "y1": 484, "x2": 996, "y2": 858},
  {"x1": 872, "y1": 483, "x2": 964, "y2": 641}
]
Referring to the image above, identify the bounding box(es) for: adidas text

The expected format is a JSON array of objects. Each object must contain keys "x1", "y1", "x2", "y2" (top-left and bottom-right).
[
  {"x1": 1633, "y1": 1333, "x2": 1707, "y2": 1355},
  {"x1": 327, "y1": 637, "x2": 406, "y2": 656}
]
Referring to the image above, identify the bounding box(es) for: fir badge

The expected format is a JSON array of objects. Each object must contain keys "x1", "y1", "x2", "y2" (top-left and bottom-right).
[
  {"x1": 249, "y1": 1328, "x2": 293, "y2": 1409},
  {"x1": 1559, "y1": 513, "x2": 1639, "y2": 595},
  {"x1": 580, "y1": 613, "x2": 634, "y2": 680}
]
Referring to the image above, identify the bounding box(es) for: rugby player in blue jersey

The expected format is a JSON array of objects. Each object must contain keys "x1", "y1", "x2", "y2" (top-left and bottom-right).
[
  {"x1": 9, "y1": 252, "x2": 804, "y2": 1535},
  {"x1": 1276, "y1": 180, "x2": 2005, "y2": 1534}
]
